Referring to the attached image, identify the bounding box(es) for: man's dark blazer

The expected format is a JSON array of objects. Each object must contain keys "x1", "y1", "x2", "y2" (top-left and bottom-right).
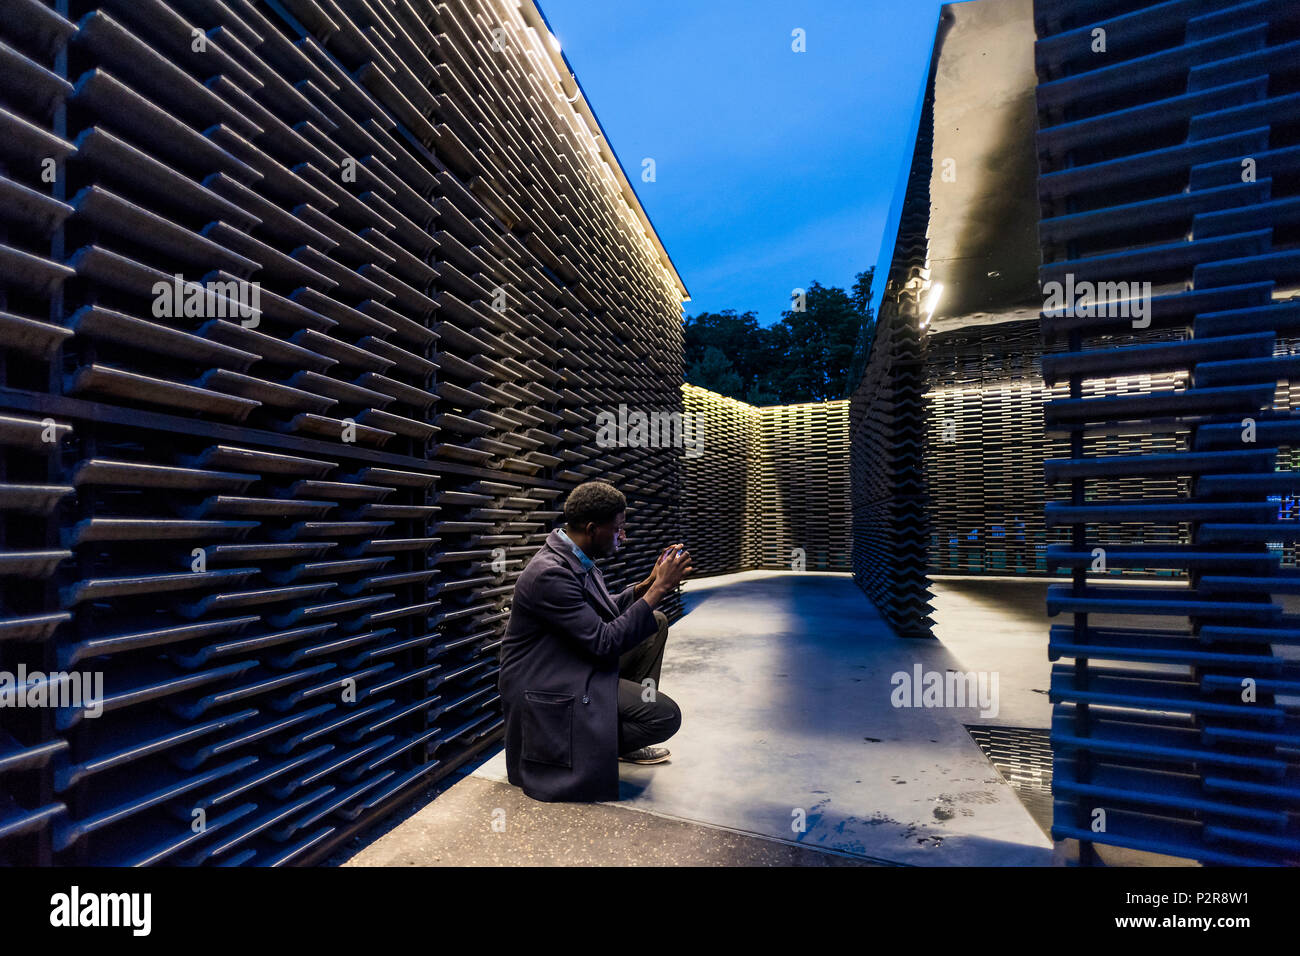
[{"x1": 499, "y1": 528, "x2": 659, "y2": 801}]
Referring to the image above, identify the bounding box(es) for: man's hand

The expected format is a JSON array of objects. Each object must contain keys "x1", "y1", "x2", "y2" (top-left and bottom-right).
[
  {"x1": 634, "y1": 543, "x2": 685, "y2": 599},
  {"x1": 643, "y1": 547, "x2": 692, "y2": 608}
]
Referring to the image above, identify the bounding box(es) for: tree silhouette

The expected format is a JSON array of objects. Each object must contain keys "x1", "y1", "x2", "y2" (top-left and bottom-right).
[{"x1": 682, "y1": 266, "x2": 875, "y2": 405}]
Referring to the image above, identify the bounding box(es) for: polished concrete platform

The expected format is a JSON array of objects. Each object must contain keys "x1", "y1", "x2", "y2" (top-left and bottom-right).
[{"x1": 464, "y1": 570, "x2": 1054, "y2": 866}]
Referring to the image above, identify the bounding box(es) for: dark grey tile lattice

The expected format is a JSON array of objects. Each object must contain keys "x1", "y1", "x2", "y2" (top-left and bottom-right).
[{"x1": 0, "y1": 0, "x2": 686, "y2": 865}]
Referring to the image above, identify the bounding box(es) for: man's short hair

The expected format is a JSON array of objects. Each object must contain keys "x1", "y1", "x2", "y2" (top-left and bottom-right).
[{"x1": 564, "y1": 480, "x2": 626, "y2": 529}]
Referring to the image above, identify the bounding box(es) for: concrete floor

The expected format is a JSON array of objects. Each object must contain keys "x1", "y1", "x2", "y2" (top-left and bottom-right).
[
  {"x1": 462, "y1": 570, "x2": 1054, "y2": 866},
  {"x1": 929, "y1": 576, "x2": 1056, "y2": 730},
  {"x1": 339, "y1": 772, "x2": 873, "y2": 866},
  {"x1": 338, "y1": 570, "x2": 1206, "y2": 867}
]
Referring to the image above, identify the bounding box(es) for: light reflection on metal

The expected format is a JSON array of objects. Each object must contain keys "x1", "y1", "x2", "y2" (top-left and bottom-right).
[{"x1": 871, "y1": 0, "x2": 1039, "y2": 338}]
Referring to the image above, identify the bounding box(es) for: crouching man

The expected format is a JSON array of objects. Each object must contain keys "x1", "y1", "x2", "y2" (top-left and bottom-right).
[{"x1": 499, "y1": 479, "x2": 692, "y2": 801}]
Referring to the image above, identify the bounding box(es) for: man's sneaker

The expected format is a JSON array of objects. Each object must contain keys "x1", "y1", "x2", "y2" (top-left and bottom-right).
[{"x1": 619, "y1": 746, "x2": 671, "y2": 764}]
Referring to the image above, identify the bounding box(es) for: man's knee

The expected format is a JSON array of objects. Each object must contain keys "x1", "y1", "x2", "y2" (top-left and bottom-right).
[
  {"x1": 653, "y1": 690, "x2": 682, "y2": 738},
  {"x1": 666, "y1": 699, "x2": 682, "y2": 737},
  {"x1": 652, "y1": 609, "x2": 668, "y2": 634}
]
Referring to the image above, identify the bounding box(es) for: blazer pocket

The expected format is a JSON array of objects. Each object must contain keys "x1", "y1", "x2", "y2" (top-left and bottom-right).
[{"x1": 521, "y1": 690, "x2": 574, "y2": 768}]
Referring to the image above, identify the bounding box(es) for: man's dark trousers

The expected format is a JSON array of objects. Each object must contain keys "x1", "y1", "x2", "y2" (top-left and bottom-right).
[{"x1": 616, "y1": 609, "x2": 681, "y2": 756}]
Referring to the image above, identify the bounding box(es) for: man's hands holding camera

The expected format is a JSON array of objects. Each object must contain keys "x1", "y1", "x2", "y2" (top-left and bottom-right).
[{"x1": 641, "y1": 542, "x2": 693, "y2": 608}]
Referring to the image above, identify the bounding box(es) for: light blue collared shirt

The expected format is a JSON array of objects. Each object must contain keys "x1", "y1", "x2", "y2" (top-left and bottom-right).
[
  {"x1": 555, "y1": 527, "x2": 595, "y2": 572},
  {"x1": 557, "y1": 527, "x2": 619, "y2": 612}
]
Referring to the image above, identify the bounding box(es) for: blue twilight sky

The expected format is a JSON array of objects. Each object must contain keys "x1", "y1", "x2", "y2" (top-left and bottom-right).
[{"x1": 536, "y1": 0, "x2": 953, "y2": 327}]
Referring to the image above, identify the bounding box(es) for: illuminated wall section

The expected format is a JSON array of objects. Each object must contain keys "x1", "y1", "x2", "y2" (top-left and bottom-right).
[
  {"x1": 681, "y1": 384, "x2": 760, "y2": 576},
  {"x1": 681, "y1": 385, "x2": 850, "y2": 576}
]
